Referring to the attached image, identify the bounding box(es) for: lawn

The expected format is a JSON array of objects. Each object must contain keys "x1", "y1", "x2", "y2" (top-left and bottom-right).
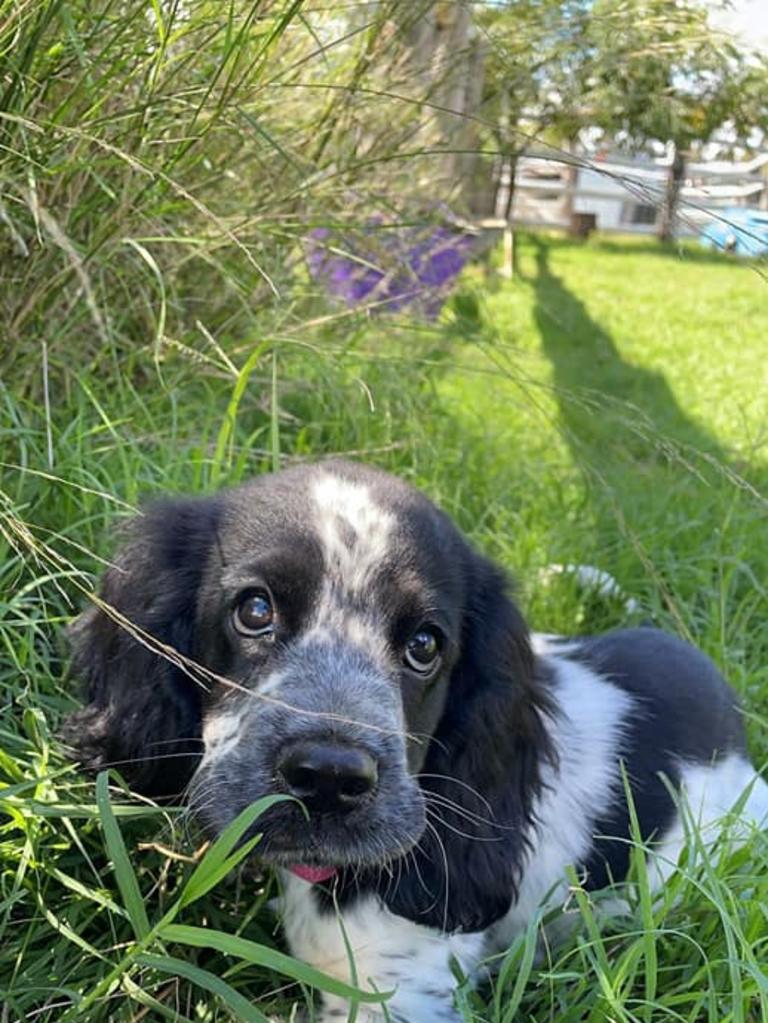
[{"x1": 2, "y1": 232, "x2": 767, "y2": 1021}]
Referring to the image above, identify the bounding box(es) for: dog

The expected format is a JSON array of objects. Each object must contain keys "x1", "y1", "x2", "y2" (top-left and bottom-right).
[{"x1": 65, "y1": 460, "x2": 768, "y2": 1022}]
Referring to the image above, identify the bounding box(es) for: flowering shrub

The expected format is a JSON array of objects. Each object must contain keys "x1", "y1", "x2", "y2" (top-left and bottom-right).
[{"x1": 306, "y1": 218, "x2": 477, "y2": 318}]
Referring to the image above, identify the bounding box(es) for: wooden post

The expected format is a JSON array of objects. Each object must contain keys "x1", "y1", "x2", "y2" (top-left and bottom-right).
[{"x1": 500, "y1": 152, "x2": 518, "y2": 278}]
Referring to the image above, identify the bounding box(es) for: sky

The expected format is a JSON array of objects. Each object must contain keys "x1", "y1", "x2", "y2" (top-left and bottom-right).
[{"x1": 712, "y1": 0, "x2": 768, "y2": 53}]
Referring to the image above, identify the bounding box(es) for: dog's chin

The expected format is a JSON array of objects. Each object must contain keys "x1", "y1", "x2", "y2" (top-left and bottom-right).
[
  {"x1": 194, "y1": 773, "x2": 428, "y2": 871},
  {"x1": 256, "y1": 815, "x2": 426, "y2": 874}
]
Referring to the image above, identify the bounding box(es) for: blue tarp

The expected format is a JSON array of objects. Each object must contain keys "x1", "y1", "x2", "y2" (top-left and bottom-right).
[{"x1": 700, "y1": 207, "x2": 768, "y2": 257}]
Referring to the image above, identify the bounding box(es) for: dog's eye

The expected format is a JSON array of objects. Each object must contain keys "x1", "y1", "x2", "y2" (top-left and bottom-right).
[
  {"x1": 404, "y1": 627, "x2": 441, "y2": 675},
  {"x1": 234, "y1": 589, "x2": 275, "y2": 636}
]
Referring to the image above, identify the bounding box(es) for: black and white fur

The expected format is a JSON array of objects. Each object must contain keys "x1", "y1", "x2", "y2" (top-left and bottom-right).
[{"x1": 65, "y1": 460, "x2": 768, "y2": 1022}]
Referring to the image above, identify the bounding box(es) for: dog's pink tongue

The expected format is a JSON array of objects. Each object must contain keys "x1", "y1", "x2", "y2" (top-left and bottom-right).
[{"x1": 289, "y1": 865, "x2": 338, "y2": 884}]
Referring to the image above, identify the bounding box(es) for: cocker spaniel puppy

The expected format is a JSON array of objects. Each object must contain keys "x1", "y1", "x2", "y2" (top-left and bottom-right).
[{"x1": 65, "y1": 460, "x2": 768, "y2": 1023}]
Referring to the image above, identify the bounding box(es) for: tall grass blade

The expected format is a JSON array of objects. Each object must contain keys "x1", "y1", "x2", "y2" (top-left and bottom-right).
[
  {"x1": 163, "y1": 924, "x2": 390, "y2": 1004},
  {"x1": 212, "y1": 341, "x2": 272, "y2": 487},
  {"x1": 178, "y1": 794, "x2": 290, "y2": 908},
  {"x1": 270, "y1": 346, "x2": 281, "y2": 472},
  {"x1": 95, "y1": 771, "x2": 151, "y2": 939},
  {"x1": 621, "y1": 762, "x2": 658, "y2": 1021},
  {"x1": 497, "y1": 908, "x2": 543, "y2": 1023}
]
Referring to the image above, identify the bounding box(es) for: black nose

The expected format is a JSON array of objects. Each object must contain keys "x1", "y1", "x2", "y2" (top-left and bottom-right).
[{"x1": 277, "y1": 742, "x2": 378, "y2": 814}]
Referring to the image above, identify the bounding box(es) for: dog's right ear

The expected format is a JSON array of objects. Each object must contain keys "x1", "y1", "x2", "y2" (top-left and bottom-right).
[{"x1": 62, "y1": 496, "x2": 221, "y2": 798}]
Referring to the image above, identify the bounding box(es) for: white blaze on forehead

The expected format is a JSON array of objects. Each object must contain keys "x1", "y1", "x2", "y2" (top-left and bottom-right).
[
  {"x1": 311, "y1": 473, "x2": 395, "y2": 596},
  {"x1": 309, "y1": 473, "x2": 397, "y2": 665}
]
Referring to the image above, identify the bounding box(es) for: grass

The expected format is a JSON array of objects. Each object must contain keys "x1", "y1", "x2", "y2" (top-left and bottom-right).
[
  {"x1": 2, "y1": 230, "x2": 767, "y2": 1021},
  {"x1": 2, "y1": 2, "x2": 768, "y2": 1019}
]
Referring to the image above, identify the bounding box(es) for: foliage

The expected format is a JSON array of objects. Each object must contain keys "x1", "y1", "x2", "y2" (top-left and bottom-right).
[
  {"x1": 587, "y1": 0, "x2": 768, "y2": 155},
  {"x1": 476, "y1": 0, "x2": 768, "y2": 239},
  {"x1": 473, "y1": 0, "x2": 593, "y2": 268},
  {"x1": 0, "y1": 0, "x2": 456, "y2": 381},
  {"x1": 585, "y1": 0, "x2": 768, "y2": 237},
  {"x1": 477, "y1": 0, "x2": 592, "y2": 154}
]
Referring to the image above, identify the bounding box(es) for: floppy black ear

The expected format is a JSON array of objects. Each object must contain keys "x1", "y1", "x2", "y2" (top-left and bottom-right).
[
  {"x1": 62, "y1": 497, "x2": 221, "y2": 798},
  {"x1": 387, "y1": 554, "x2": 555, "y2": 933}
]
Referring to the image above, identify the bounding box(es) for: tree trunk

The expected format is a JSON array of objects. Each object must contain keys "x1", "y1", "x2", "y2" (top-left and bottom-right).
[
  {"x1": 398, "y1": 1, "x2": 484, "y2": 210},
  {"x1": 659, "y1": 145, "x2": 685, "y2": 242},
  {"x1": 459, "y1": 32, "x2": 491, "y2": 215}
]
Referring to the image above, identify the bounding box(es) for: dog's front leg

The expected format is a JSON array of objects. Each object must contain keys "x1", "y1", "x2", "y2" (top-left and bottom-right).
[{"x1": 281, "y1": 876, "x2": 482, "y2": 1022}]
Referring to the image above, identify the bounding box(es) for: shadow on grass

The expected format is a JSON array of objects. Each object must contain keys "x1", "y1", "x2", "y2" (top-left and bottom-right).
[
  {"x1": 525, "y1": 235, "x2": 768, "y2": 629},
  {"x1": 528, "y1": 236, "x2": 733, "y2": 460}
]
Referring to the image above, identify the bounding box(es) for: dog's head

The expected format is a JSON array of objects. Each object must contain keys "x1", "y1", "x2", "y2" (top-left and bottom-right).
[{"x1": 66, "y1": 461, "x2": 552, "y2": 930}]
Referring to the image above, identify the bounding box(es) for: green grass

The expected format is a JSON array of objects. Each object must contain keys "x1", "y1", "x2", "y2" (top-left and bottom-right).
[
  {"x1": 6, "y1": 3, "x2": 765, "y2": 1019},
  {"x1": 2, "y1": 230, "x2": 767, "y2": 1021}
]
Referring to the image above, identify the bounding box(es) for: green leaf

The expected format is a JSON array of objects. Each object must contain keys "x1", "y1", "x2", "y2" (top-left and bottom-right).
[
  {"x1": 95, "y1": 771, "x2": 150, "y2": 939},
  {"x1": 136, "y1": 952, "x2": 272, "y2": 1023},
  {"x1": 178, "y1": 794, "x2": 289, "y2": 908},
  {"x1": 163, "y1": 924, "x2": 390, "y2": 1004}
]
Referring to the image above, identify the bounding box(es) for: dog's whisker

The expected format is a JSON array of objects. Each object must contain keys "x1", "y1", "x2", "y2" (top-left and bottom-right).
[
  {"x1": 421, "y1": 818, "x2": 452, "y2": 932},
  {"x1": 423, "y1": 792, "x2": 518, "y2": 833},
  {"x1": 423, "y1": 792, "x2": 503, "y2": 829},
  {"x1": 425, "y1": 806, "x2": 503, "y2": 844},
  {"x1": 416, "y1": 773, "x2": 496, "y2": 815},
  {"x1": 145, "y1": 737, "x2": 206, "y2": 747}
]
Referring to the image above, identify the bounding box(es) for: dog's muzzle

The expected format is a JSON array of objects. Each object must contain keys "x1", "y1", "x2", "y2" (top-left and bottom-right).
[{"x1": 193, "y1": 637, "x2": 427, "y2": 870}]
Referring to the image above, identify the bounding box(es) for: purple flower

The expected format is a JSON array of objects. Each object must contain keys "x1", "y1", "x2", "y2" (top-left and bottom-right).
[{"x1": 305, "y1": 217, "x2": 476, "y2": 318}]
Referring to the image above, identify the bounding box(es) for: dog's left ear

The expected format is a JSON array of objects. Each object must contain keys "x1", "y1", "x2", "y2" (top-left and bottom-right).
[
  {"x1": 388, "y1": 553, "x2": 554, "y2": 932},
  {"x1": 61, "y1": 496, "x2": 221, "y2": 798}
]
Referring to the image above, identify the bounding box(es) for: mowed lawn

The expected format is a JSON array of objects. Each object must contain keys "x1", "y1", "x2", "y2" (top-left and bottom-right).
[
  {"x1": 438, "y1": 235, "x2": 768, "y2": 701},
  {"x1": 1, "y1": 232, "x2": 767, "y2": 1021}
]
